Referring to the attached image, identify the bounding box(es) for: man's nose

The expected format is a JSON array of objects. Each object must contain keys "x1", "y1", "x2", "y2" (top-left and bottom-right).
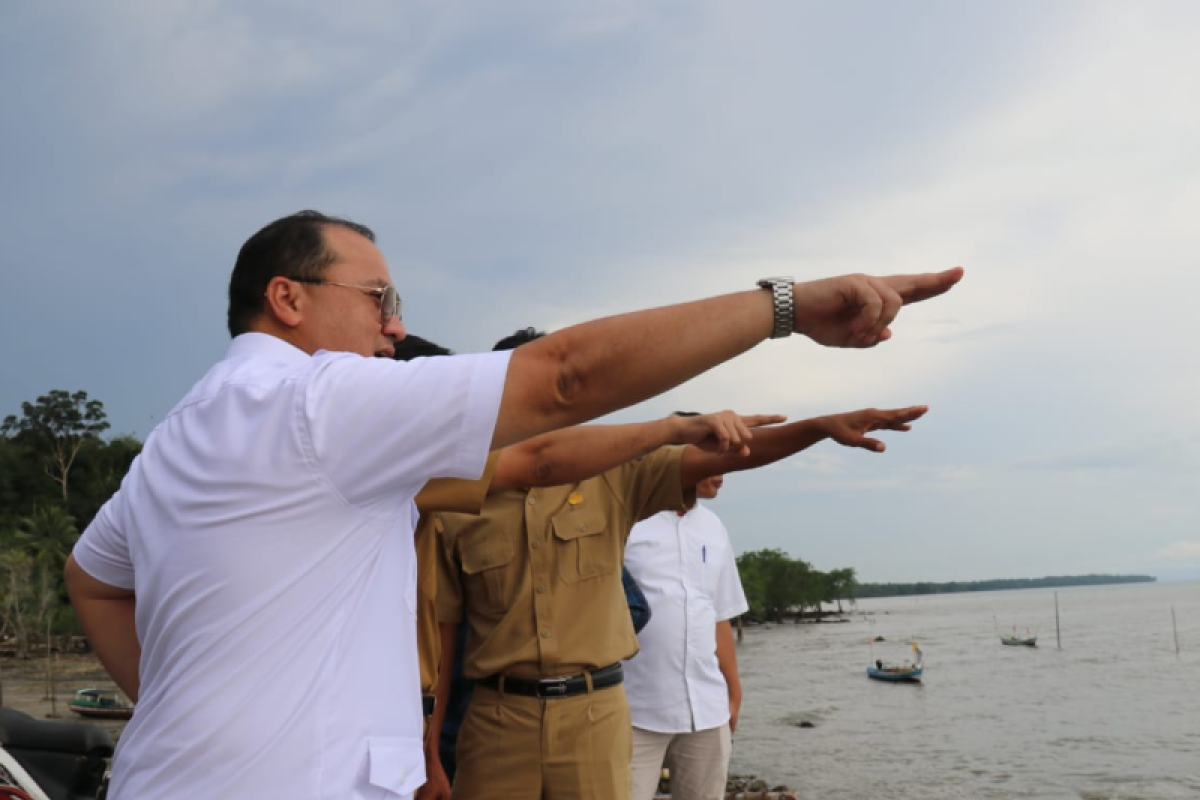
[{"x1": 384, "y1": 316, "x2": 407, "y2": 341}]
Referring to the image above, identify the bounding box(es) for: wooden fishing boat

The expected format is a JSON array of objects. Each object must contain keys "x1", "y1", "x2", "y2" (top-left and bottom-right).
[
  {"x1": 1000, "y1": 632, "x2": 1037, "y2": 647},
  {"x1": 68, "y1": 688, "x2": 134, "y2": 720},
  {"x1": 867, "y1": 662, "x2": 923, "y2": 682},
  {"x1": 867, "y1": 642, "x2": 923, "y2": 682}
]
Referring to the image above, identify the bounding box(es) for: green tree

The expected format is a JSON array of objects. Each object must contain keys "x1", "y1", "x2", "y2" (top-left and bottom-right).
[
  {"x1": 14, "y1": 505, "x2": 78, "y2": 633},
  {"x1": 68, "y1": 434, "x2": 141, "y2": 528},
  {"x1": 2, "y1": 390, "x2": 110, "y2": 502},
  {"x1": 736, "y1": 549, "x2": 811, "y2": 622},
  {"x1": 0, "y1": 432, "x2": 55, "y2": 528},
  {"x1": 0, "y1": 548, "x2": 35, "y2": 658},
  {"x1": 826, "y1": 567, "x2": 858, "y2": 613}
]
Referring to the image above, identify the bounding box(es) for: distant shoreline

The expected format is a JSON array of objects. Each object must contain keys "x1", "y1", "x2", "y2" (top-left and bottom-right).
[{"x1": 855, "y1": 573, "x2": 1155, "y2": 599}]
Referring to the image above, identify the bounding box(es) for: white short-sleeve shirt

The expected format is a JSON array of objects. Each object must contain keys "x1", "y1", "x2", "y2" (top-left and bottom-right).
[
  {"x1": 622, "y1": 505, "x2": 749, "y2": 734},
  {"x1": 73, "y1": 333, "x2": 511, "y2": 800}
]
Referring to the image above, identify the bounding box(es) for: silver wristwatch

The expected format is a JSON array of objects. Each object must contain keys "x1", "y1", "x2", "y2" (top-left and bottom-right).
[{"x1": 757, "y1": 277, "x2": 795, "y2": 339}]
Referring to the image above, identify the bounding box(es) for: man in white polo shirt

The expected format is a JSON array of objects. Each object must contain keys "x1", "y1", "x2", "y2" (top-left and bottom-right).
[
  {"x1": 64, "y1": 209, "x2": 962, "y2": 800},
  {"x1": 624, "y1": 470, "x2": 747, "y2": 800}
]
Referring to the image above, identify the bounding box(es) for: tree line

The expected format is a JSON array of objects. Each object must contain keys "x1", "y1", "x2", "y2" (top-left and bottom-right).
[
  {"x1": 855, "y1": 574, "x2": 1156, "y2": 598},
  {"x1": 735, "y1": 548, "x2": 858, "y2": 622},
  {"x1": 0, "y1": 390, "x2": 141, "y2": 657}
]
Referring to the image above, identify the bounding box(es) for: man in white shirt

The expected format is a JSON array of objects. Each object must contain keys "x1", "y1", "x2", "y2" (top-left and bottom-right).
[
  {"x1": 64, "y1": 209, "x2": 961, "y2": 800},
  {"x1": 623, "y1": 472, "x2": 747, "y2": 800}
]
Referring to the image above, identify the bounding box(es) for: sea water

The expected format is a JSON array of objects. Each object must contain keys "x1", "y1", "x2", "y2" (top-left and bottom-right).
[{"x1": 730, "y1": 580, "x2": 1200, "y2": 799}]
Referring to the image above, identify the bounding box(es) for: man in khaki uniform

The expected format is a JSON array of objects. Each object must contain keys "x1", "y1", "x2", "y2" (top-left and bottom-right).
[
  {"x1": 414, "y1": 460, "x2": 501, "y2": 716},
  {"x1": 396, "y1": 330, "x2": 785, "y2": 800},
  {"x1": 438, "y1": 446, "x2": 690, "y2": 800},
  {"x1": 435, "y1": 332, "x2": 929, "y2": 800}
]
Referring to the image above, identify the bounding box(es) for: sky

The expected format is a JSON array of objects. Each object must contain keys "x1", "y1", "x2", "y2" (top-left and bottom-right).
[{"x1": 2, "y1": 1, "x2": 1198, "y2": 583}]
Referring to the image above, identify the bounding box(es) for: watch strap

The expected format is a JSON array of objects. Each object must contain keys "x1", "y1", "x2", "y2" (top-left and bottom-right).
[{"x1": 756, "y1": 277, "x2": 795, "y2": 339}]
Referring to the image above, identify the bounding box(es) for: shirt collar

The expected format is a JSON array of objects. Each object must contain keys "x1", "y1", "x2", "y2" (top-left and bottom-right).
[{"x1": 226, "y1": 332, "x2": 313, "y2": 365}]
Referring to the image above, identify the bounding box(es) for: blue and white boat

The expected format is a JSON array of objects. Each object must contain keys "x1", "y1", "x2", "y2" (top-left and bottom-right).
[{"x1": 867, "y1": 643, "x2": 923, "y2": 682}]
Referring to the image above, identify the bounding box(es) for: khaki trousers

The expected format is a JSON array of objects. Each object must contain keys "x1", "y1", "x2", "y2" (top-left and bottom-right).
[
  {"x1": 452, "y1": 683, "x2": 632, "y2": 800},
  {"x1": 629, "y1": 723, "x2": 732, "y2": 800}
]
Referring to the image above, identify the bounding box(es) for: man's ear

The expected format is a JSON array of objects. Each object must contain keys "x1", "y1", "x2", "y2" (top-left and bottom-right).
[{"x1": 263, "y1": 276, "x2": 305, "y2": 329}]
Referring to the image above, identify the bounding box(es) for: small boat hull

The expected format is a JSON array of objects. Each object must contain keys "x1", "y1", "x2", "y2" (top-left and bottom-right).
[
  {"x1": 68, "y1": 703, "x2": 133, "y2": 720},
  {"x1": 1000, "y1": 636, "x2": 1037, "y2": 647},
  {"x1": 867, "y1": 666, "x2": 923, "y2": 682},
  {"x1": 68, "y1": 688, "x2": 134, "y2": 720}
]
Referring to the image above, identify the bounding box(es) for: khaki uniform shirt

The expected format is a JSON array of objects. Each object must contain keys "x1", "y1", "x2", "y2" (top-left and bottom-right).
[
  {"x1": 413, "y1": 452, "x2": 500, "y2": 695},
  {"x1": 436, "y1": 446, "x2": 692, "y2": 680}
]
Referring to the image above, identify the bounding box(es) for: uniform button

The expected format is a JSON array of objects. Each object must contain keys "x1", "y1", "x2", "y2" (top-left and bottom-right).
[
  {"x1": 540, "y1": 629, "x2": 551, "y2": 639},
  {"x1": 536, "y1": 583, "x2": 547, "y2": 593},
  {"x1": 528, "y1": 496, "x2": 537, "y2": 506},
  {"x1": 532, "y1": 540, "x2": 542, "y2": 549},
  {"x1": 577, "y1": 523, "x2": 586, "y2": 532}
]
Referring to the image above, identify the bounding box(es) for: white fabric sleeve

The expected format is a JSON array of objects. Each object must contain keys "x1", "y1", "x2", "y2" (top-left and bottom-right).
[
  {"x1": 713, "y1": 526, "x2": 749, "y2": 622},
  {"x1": 72, "y1": 498, "x2": 136, "y2": 590},
  {"x1": 302, "y1": 350, "x2": 511, "y2": 508}
]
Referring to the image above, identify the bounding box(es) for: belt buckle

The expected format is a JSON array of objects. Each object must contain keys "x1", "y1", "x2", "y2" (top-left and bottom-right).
[{"x1": 536, "y1": 679, "x2": 569, "y2": 698}]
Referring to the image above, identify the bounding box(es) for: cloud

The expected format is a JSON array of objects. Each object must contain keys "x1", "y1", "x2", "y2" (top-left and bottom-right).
[
  {"x1": 3, "y1": 3, "x2": 1200, "y2": 582},
  {"x1": 1150, "y1": 541, "x2": 1200, "y2": 563},
  {"x1": 785, "y1": 463, "x2": 980, "y2": 493},
  {"x1": 1016, "y1": 437, "x2": 1200, "y2": 474}
]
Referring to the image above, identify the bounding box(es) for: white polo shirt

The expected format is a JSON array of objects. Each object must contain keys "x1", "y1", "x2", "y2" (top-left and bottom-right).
[
  {"x1": 622, "y1": 505, "x2": 749, "y2": 734},
  {"x1": 73, "y1": 333, "x2": 510, "y2": 800}
]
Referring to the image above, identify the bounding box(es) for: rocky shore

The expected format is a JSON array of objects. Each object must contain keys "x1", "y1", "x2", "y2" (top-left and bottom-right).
[
  {"x1": 6, "y1": 656, "x2": 802, "y2": 798},
  {"x1": 656, "y1": 771, "x2": 800, "y2": 799}
]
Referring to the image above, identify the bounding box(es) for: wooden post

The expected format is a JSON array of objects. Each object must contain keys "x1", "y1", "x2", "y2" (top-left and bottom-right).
[
  {"x1": 1055, "y1": 592, "x2": 1062, "y2": 651},
  {"x1": 1172, "y1": 606, "x2": 1180, "y2": 656},
  {"x1": 46, "y1": 619, "x2": 59, "y2": 718},
  {"x1": 51, "y1": 632, "x2": 60, "y2": 718},
  {"x1": 44, "y1": 619, "x2": 51, "y2": 700}
]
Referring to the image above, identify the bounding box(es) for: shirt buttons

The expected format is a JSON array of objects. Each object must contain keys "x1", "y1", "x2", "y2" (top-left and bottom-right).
[
  {"x1": 540, "y1": 629, "x2": 551, "y2": 639},
  {"x1": 577, "y1": 523, "x2": 586, "y2": 532},
  {"x1": 527, "y1": 496, "x2": 537, "y2": 506},
  {"x1": 536, "y1": 583, "x2": 547, "y2": 594},
  {"x1": 531, "y1": 540, "x2": 542, "y2": 550}
]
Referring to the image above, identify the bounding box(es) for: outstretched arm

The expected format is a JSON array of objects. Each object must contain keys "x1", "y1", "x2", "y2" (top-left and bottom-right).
[
  {"x1": 679, "y1": 405, "x2": 929, "y2": 487},
  {"x1": 64, "y1": 555, "x2": 141, "y2": 701},
  {"x1": 490, "y1": 411, "x2": 785, "y2": 492},
  {"x1": 493, "y1": 269, "x2": 963, "y2": 449}
]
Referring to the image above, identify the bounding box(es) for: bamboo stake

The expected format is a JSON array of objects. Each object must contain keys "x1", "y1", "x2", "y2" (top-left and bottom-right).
[
  {"x1": 47, "y1": 618, "x2": 59, "y2": 718},
  {"x1": 1172, "y1": 606, "x2": 1180, "y2": 656},
  {"x1": 1055, "y1": 592, "x2": 1062, "y2": 651}
]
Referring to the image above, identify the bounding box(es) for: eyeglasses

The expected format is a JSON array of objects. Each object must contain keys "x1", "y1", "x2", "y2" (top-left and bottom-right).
[{"x1": 291, "y1": 277, "x2": 403, "y2": 324}]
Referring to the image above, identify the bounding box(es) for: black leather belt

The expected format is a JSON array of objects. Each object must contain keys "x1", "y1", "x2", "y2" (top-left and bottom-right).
[
  {"x1": 422, "y1": 695, "x2": 436, "y2": 717},
  {"x1": 478, "y1": 663, "x2": 623, "y2": 699}
]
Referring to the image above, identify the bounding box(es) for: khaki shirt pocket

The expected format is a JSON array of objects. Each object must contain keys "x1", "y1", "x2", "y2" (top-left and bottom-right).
[
  {"x1": 459, "y1": 530, "x2": 515, "y2": 613},
  {"x1": 551, "y1": 510, "x2": 616, "y2": 584}
]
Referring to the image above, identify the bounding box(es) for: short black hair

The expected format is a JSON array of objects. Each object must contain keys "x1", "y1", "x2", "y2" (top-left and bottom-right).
[
  {"x1": 392, "y1": 334, "x2": 453, "y2": 361},
  {"x1": 227, "y1": 210, "x2": 376, "y2": 337},
  {"x1": 492, "y1": 327, "x2": 547, "y2": 352}
]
